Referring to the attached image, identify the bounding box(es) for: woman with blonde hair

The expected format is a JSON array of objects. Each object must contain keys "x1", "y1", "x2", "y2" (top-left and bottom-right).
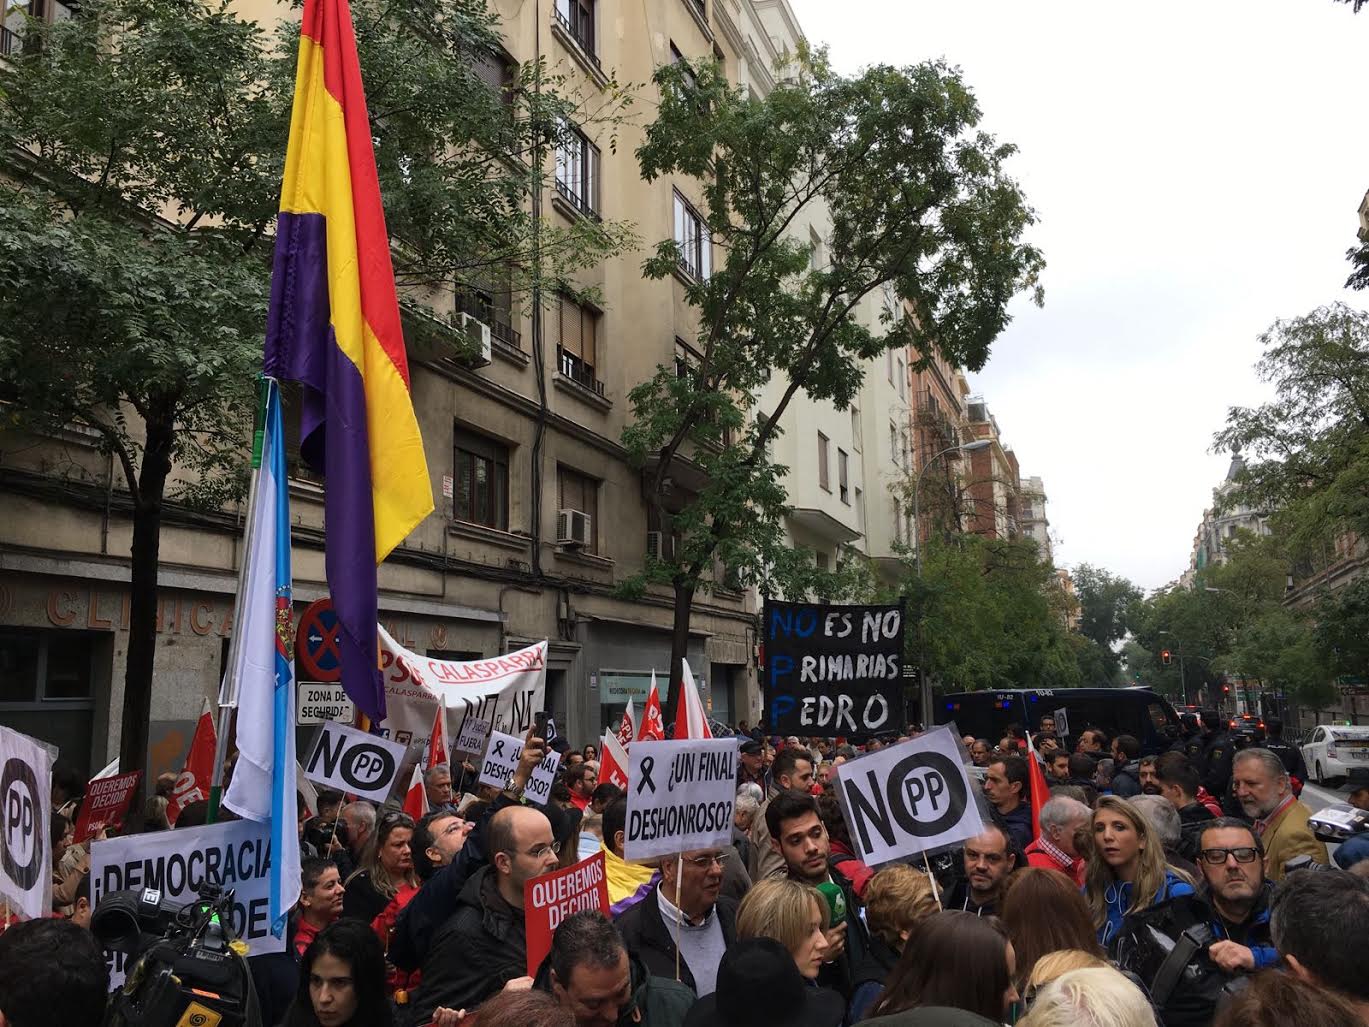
[
  {"x1": 1018, "y1": 966, "x2": 1156, "y2": 1027},
  {"x1": 849, "y1": 864, "x2": 939, "y2": 1022},
  {"x1": 1023, "y1": 949, "x2": 1107, "y2": 993},
  {"x1": 735, "y1": 878, "x2": 831, "y2": 982},
  {"x1": 342, "y1": 809, "x2": 418, "y2": 925},
  {"x1": 1084, "y1": 796, "x2": 1194, "y2": 948}
]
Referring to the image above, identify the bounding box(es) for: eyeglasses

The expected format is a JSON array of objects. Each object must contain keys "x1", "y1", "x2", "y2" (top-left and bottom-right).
[
  {"x1": 683, "y1": 853, "x2": 725, "y2": 869},
  {"x1": 1198, "y1": 846, "x2": 1260, "y2": 865},
  {"x1": 522, "y1": 841, "x2": 562, "y2": 859}
]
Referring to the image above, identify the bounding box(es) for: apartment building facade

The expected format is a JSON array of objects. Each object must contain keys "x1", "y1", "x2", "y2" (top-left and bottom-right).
[
  {"x1": 0, "y1": 0, "x2": 770, "y2": 776},
  {"x1": 965, "y1": 396, "x2": 1021, "y2": 540},
  {"x1": 1018, "y1": 475, "x2": 1052, "y2": 562}
]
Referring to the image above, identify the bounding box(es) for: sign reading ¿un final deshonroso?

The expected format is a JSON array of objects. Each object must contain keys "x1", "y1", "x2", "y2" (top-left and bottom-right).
[
  {"x1": 303, "y1": 721, "x2": 408, "y2": 803},
  {"x1": 833, "y1": 726, "x2": 986, "y2": 866},
  {"x1": 623, "y1": 738, "x2": 738, "y2": 862}
]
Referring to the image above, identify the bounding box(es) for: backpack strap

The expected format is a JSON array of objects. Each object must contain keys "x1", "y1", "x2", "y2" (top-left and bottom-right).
[{"x1": 1149, "y1": 922, "x2": 1213, "y2": 1007}]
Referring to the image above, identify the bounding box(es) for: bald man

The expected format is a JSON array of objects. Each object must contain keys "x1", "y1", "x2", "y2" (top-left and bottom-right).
[{"x1": 410, "y1": 805, "x2": 561, "y2": 1021}]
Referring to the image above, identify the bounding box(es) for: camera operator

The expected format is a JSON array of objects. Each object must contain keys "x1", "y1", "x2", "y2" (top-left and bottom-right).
[
  {"x1": 1111, "y1": 817, "x2": 1277, "y2": 1027},
  {"x1": 1195, "y1": 819, "x2": 1278, "y2": 973}
]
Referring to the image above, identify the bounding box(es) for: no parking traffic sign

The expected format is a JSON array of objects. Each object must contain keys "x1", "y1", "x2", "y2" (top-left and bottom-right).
[{"x1": 297, "y1": 598, "x2": 342, "y2": 683}]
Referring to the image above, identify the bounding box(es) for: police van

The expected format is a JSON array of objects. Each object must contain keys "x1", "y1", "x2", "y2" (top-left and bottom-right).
[{"x1": 934, "y1": 687, "x2": 1181, "y2": 754}]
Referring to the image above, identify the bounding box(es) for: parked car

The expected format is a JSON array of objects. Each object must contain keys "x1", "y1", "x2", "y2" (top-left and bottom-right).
[
  {"x1": 935, "y1": 687, "x2": 1181, "y2": 755},
  {"x1": 1300, "y1": 723, "x2": 1369, "y2": 786},
  {"x1": 1228, "y1": 713, "x2": 1266, "y2": 741}
]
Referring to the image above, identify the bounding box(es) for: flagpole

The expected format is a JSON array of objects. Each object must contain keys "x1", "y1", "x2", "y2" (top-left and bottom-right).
[{"x1": 208, "y1": 376, "x2": 272, "y2": 822}]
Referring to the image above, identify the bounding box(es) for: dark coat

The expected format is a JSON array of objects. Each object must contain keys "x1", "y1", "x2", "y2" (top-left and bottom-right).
[
  {"x1": 341, "y1": 870, "x2": 389, "y2": 925},
  {"x1": 533, "y1": 949, "x2": 695, "y2": 1027},
  {"x1": 615, "y1": 886, "x2": 738, "y2": 994},
  {"x1": 1176, "y1": 801, "x2": 1216, "y2": 860},
  {"x1": 999, "y1": 801, "x2": 1033, "y2": 854},
  {"x1": 406, "y1": 865, "x2": 527, "y2": 1026},
  {"x1": 1112, "y1": 760, "x2": 1143, "y2": 798}
]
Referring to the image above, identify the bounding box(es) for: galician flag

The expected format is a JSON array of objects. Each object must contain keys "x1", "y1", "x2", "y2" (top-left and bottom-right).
[
  {"x1": 222, "y1": 380, "x2": 301, "y2": 938},
  {"x1": 263, "y1": 0, "x2": 434, "y2": 724},
  {"x1": 674, "y1": 658, "x2": 713, "y2": 740}
]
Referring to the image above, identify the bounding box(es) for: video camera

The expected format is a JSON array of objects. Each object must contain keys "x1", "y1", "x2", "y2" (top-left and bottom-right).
[{"x1": 93, "y1": 882, "x2": 261, "y2": 1027}]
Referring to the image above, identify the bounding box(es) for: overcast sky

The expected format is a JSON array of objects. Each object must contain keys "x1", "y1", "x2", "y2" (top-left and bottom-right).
[{"x1": 788, "y1": 0, "x2": 1369, "y2": 592}]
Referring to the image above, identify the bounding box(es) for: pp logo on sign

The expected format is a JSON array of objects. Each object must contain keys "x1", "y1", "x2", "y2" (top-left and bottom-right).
[
  {"x1": 1, "y1": 757, "x2": 42, "y2": 889},
  {"x1": 340, "y1": 744, "x2": 397, "y2": 792},
  {"x1": 883, "y1": 751, "x2": 968, "y2": 837}
]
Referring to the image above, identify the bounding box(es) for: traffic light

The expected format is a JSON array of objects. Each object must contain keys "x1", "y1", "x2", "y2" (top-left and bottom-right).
[
  {"x1": 1223, "y1": 684, "x2": 1230, "y2": 694},
  {"x1": 1161, "y1": 649, "x2": 1172, "y2": 666}
]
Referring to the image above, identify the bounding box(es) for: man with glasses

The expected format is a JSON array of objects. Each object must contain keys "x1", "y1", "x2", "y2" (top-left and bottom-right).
[
  {"x1": 615, "y1": 847, "x2": 737, "y2": 996},
  {"x1": 409, "y1": 803, "x2": 562, "y2": 1021},
  {"x1": 1195, "y1": 818, "x2": 1278, "y2": 973}
]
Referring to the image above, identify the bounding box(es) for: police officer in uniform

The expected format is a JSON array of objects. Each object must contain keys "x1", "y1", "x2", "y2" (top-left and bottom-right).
[{"x1": 1261, "y1": 718, "x2": 1308, "y2": 783}]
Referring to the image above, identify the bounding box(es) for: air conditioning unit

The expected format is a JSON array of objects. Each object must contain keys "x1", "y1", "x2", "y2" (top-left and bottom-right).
[
  {"x1": 557, "y1": 508, "x2": 591, "y2": 548},
  {"x1": 458, "y1": 312, "x2": 493, "y2": 366},
  {"x1": 646, "y1": 530, "x2": 663, "y2": 560}
]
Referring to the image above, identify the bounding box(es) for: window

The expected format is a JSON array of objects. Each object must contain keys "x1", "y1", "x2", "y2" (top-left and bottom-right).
[
  {"x1": 453, "y1": 426, "x2": 510, "y2": 529},
  {"x1": 894, "y1": 498, "x2": 903, "y2": 543},
  {"x1": 558, "y1": 466, "x2": 599, "y2": 554},
  {"x1": 555, "y1": 294, "x2": 602, "y2": 394},
  {"x1": 897, "y1": 356, "x2": 906, "y2": 399},
  {"x1": 555, "y1": 121, "x2": 600, "y2": 219},
  {"x1": 886, "y1": 348, "x2": 894, "y2": 384},
  {"x1": 457, "y1": 277, "x2": 519, "y2": 350},
  {"x1": 901, "y1": 430, "x2": 910, "y2": 470},
  {"x1": 838, "y1": 449, "x2": 849, "y2": 504},
  {"x1": 817, "y1": 432, "x2": 830, "y2": 491},
  {"x1": 673, "y1": 192, "x2": 712, "y2": 280},
  {"x1": 809, "y1": 227, "x2": 823, "y2": 271},
  {"x1": 554, "y1": 0, "x2": 596, "y2": 61},
  {"x1": 669, "y1": 43, "x2": 698, "y2": 90},
  {"x1": 854, "y1": 487, "x2": 864, "y2": 525},
  {"x1": 474, "y1": 48, "x2": 518, "y2": 106},
  {"x1": 816, "y1": 552, "x2": 829, "y2": 572},
  {"x1": 890, "y1": 423, "x2": 899, "y2": 465},
  {"x1": 851, "y1": 407, "x2": 862, "y2": 452}
]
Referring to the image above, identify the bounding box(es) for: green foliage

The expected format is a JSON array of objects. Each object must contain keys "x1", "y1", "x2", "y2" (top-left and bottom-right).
[
  {"x1": 1215, "y1": 304, "x2": 1369, "y2": 561},
  {"x1": 1223, "y1": 606, "x2": 1334, "y2": 708},
  {"x1": 622, "y1": 49, "x2": 1043, "y2": 619},
  {"x1": 1313, "y1": 576, "x2": 1369, "y2": 680},
  {"x1": 889, "y1": 535, "x2": 1079, "y2": 692},
  {"x1": 1347, "y1": 240, "x2": 1369, "y2": 292},
  {"x1": 1071, "y1": 563, "x2": 1142, "y2": 681}
]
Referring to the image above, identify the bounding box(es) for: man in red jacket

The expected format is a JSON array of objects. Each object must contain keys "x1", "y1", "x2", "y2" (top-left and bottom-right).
[{"x1": 1024, "y1": 795, "x2": 1090, "y2": 885}]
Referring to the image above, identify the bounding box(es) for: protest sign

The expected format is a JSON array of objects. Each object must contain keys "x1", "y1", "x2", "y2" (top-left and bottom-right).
[
  {"x1": 624, "y1": 738, "x2": 737, "y2": 862},
  {"x1": 296, "y1": 682, "x2": 356, "y2": 725},
  {"x1": 833, "y1": 725, "x2": 987, "y2": 866},
  {"x1": 303, "y1": 721, "x2": 407, "y2": 802},
  {"x1": 476, "y1": 730, "x2": 560, "y2": 806},
  {"x1": 0, "y1": 725, "x2": 53, "y2": 921},
  {"x1": 72, "y1": 770, "x2": 141, "y2": 844},
  {"x1": 378, "y1": 631, "x2": 546, "y2": 752},
  {"x1": 763, "y1": 601, "x2": 905, "y2": 738},
  {"x1": 524, "y1": 852, "x2": 608, "y2": 976},
  {"x1": 453, "y1": 715, "x2": 492, "y2": 761},
  {"x1": 91, "y1": 818, "x2": 288, "y2": 987},
  {"x1": 1052, "y1": 707, "x2": 1070, "y2": 741}
]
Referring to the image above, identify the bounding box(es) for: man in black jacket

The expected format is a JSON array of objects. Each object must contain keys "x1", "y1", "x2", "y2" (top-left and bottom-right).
[
  {"x1": 407, "y1": 804, "x2": 561, "y2": 1024},
  {"x1": 984, "y1": 754, "x2": 1033, "y2": 852},
  {"x1": 1155, "y1": 752, "x2": 1214, "y2": 860},
  {"x1": 616, "y1": 846, "x2": 738, "y2": 995}
]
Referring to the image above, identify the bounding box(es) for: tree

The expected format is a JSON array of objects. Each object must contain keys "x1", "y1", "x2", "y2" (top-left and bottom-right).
[
  {"x1": 0, "y1": 0, "x2": 625, "y2": 798},
  {"x1": 1313, "y1": 576, "x2": 1369, "y2": 683},
  {"x1": 1215, "y1": 304, "x2": 1369, "y2": 559},
  {"x1": 893, "y1": 535, "x2": 1079, "y2": 696},
  {"x1": 623, "y1": 50, "x2": 1044, "y2": 722},
  {"x1": 1071, "y1": 563, "x2": 1142, "y2": 681},
  {"x1": 1225, "y1": 607, "x2": 1334, "y2": 709}
]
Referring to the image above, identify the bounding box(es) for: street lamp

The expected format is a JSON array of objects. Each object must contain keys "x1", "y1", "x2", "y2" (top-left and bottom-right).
[{"x1": 913, "y1": 438, "x2": 992, "y2": 730}]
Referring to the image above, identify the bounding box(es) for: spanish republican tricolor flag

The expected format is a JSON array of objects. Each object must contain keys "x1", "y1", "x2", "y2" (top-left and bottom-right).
[{"x1": 264, "y1": 0, "x2": 433, "y2": 723}]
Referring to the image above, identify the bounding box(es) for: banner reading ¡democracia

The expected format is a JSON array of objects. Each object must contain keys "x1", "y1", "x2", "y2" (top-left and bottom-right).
[{"x1": 377, "y1": 628, "x2": 546, "y2": 750}]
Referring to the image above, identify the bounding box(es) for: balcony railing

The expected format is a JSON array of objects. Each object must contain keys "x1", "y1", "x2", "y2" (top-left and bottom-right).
[
  {"x1": 553, "y1": 5, "x2": 600, "y2": 71},
  {"x1": 557, "y1": 346, "x2": 605, "y2": 396},
  {"x1": 456, "y1": 292, "x2": 521, "y2": 352},
  {"x1": 0, "y1": 25, "x2": 18, "y2": 55},
  {"x1": 554, "y1": 179, "x2": 601, "y2": 222}
]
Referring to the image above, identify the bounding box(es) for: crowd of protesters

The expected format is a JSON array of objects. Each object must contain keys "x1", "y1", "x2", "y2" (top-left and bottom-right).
[{"x1": 5, "y1": 710, "x2": 1369, "y2": 1027}]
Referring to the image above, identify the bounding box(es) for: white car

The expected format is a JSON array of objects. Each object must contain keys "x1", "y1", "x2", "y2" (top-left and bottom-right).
[{"x1": 1300, "y1": 724, "x2": 1369, "y2": 786}]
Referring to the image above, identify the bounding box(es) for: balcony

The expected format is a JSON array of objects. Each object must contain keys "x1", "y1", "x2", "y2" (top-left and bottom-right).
[
  {"x1": 553, "y1": 5, "x2": 601, "y2": 72},
  {"x1": 557, "y1": 346, "x2": 605, "y2": 397},
  {"x1": 553, "y1": 179, "x2": 601, "y2": 223},
  {"x1": 455, "y1": 291, "x2": 521, "y2": 354},
  {"x1": 0, "y1": 25, "x2": 18, "y2": 55}
]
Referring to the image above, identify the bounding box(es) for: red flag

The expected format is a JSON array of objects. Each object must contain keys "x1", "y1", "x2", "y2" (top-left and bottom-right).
[
  {"x1": 616, "y1": 698, "x2": 636, "y2": 749},
  {"x1": 1025, "y1": 732, "x2": 1051, "y2": 839},
  {"x1": 637, "y1": 675, "x2": 665, "y2": 742},
  {"x1": 168, "y1": 702, "x2": 217, "y2": 825},
  {"x1": 598, "y1": 732, "x2": 630, "y2": 791},
  {"x1": 404, "y1": 705, "x2": 447, "y2": 818}
]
